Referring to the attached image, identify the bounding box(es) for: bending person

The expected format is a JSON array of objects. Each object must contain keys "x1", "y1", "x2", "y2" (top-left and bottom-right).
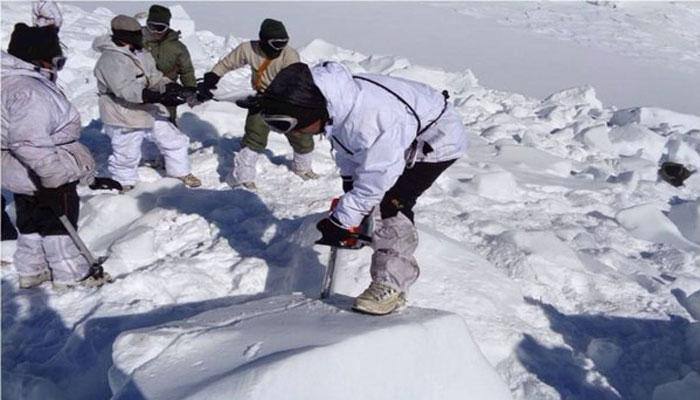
[{"x1": 253, "y1": 62, "x2": 469, "y2": 315}]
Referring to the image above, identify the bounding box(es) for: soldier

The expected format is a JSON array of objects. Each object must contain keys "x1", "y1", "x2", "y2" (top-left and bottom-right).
[
  {"x1": 253, "y1": 62, "x2": 469, "y2": 315},
  {"x1": 143, "y1": 4, "x2": 196, "y2": 125},
  {"x1": 93, "y1": 15, "x2": 201, "y2": 191},
  {"x1": 197, "y1": 19, "x2": 317, "y2": 190}
]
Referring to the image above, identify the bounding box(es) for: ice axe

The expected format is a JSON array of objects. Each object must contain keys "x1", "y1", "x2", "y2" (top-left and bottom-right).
[{"x1": 318, "y1": 199, "x2": 373, "y2": 299}]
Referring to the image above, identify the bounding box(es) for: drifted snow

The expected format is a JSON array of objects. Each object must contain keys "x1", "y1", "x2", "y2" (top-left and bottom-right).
[
  {"x1": 108, "y1": 295, "x2": 512, "y2": 400},
  {"x1": 1, "y1": 2, "x2": 699, "y2": 400}
]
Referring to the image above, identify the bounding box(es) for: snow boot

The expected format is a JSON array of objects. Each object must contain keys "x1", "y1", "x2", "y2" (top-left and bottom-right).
[
  {"x1": 293, "y1": 169, "x2": 320, "y2": 180},
  {"x1": 53, "y1": 270, "x2": 112, "y2": 290},
  {"x1": 177, "y1": 173, "x2": 202, "y2": 188},
  {"x1": 18, "y1": 270, "x2": 52, "y2": 289},
  {"x1": 291, "y1": 151, "x2": 319, "y2": 180},
  {"x1": 352, "y1": 281, "x2": 406, "y2": 315}
]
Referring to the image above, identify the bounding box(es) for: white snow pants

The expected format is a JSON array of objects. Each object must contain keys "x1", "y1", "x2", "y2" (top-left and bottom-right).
[
  {"x1": 228, "y1": 148, "x2": 314, "y2": 186},
  {"x1": 229, "y1": 146, "x2": 259, "y2": 186},
  {"x1": 14, "y1": 233, "x2": 89, "y2": 284},
  {"x1": 370, "y1": 212, "x2": 420, "y2": 293},
  {"x1": 104, "y1": 119, "x2": 190, "y2": 186}
]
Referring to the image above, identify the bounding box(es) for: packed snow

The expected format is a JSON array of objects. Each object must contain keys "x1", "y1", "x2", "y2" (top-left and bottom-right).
[{"x1": 2, "y1": 2, "x2": 700, "y2": 400}]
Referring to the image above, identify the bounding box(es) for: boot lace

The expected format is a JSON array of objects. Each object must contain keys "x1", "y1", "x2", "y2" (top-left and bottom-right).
[{"x1": 363, "y1": 282, "x2": 398, "y2": 301}]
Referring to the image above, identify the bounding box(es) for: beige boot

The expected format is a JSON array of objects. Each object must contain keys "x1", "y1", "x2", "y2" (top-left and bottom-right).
[
  {"x1": 53, "y1": 270, "x2": 113, "y2": 290},
  {"x1": 18, "y1": 270, "x2": 51, "y2": 289},
  {"x1": 352, "y1": 282, "x2": 406, "y2": 315},
  {"x1": 177, "y1": 173, "x2": 202, "y2": 188}
]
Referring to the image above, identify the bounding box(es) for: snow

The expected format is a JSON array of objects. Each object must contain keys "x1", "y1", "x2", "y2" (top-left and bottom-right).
[
  {"x1": 2, "y1": 2, "x2": 700, "y2": 400},
  {"x1": 108, "y1": 295, "x2": 512, "y2": 400}
]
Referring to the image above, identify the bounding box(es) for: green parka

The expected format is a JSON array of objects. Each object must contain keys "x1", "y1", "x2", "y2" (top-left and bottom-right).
[{"x1": 143, "y1": 29, "x2": 196, "y2": 88}]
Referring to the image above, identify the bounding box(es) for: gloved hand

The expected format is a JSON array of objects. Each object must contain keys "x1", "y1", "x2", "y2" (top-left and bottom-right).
[
  {"x1": 316, "y1": 215, "x2": 356, "y2": 247},
  {"x1": 235, "y1": 95, "x2": 262, "y2": 114},
  {"x1": 89, "y1": 177, "x2": 123, "y2": 191},
  {"x1": 142, "y1": 88, "x2": 161, "y2": 104},
  {"x1": 196, "y1": 72, "x2": 220, "y2": 102},
  {"x1": 182, "y1": 86, "x2": 200, "y2": 107}
]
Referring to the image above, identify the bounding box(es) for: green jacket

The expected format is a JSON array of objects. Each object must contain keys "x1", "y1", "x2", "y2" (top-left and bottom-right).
[{"x1": 143, "y1": 29, "x2": 196, "y2": 88}]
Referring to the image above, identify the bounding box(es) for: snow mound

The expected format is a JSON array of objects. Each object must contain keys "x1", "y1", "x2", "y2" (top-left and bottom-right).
[
  {"x1": 109, "y1": 295, "x2": 513, "y2": 400},
  {"x1": 611, "y1": 107, "x2": 700, "y2": 134}
]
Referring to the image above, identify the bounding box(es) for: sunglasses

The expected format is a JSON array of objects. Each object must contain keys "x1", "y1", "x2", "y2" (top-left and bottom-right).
[
  {"x1": 52, "y1": 55, "x2": 66, "y2": 71},
  {"x1": 261, "y1": 114, "x2": 298, "y2": 134},
  {"x1": 146, "y1": 21, "x2": 169, "y2": 33},
  {"x1": 267, "y1": 38, "x2": 289, "y2": 51}
]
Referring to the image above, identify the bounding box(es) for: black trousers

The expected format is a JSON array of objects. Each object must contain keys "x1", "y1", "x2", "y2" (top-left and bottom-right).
[
  {"x1": 379, "y1": 160, "x2": 456, "y2": 222},
  {"x1": 14, "y1": 182, "x2": 80, "y2": 236},
  {"x1": 1, "y1": 195, "x2": 18, "y2": 241}
]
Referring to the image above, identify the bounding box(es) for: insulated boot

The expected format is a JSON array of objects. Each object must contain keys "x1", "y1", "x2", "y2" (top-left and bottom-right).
[
  {"x1": 352, "y1": 281, "x2": 406, "y2": 315},
  {"x1": 293, "y1": 169, "x2": 320, "y2": 180},
  {"x1": 53, "y1": 270, "x2": 113, "y2": 290},
  {"x1": 177, "y1": 173, "x2": 202, "y2": 188},
  {"x1": 18, "y1": 270, "x2": 51, "y2": 289}
]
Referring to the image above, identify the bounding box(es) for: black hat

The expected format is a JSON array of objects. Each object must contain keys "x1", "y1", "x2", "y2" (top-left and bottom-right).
[
  {"x1": 261, "y1": 63, "x2": 328, "y2": 129},
  {"x1": 259, "y1": 18, "x2": 288, "y2": 40},
  {"x1": 8, "y1": 23, "x2": 62, "y2": 64},
  {"x1": 148, "y1": 5, "x2": 171, "y2": 25}
]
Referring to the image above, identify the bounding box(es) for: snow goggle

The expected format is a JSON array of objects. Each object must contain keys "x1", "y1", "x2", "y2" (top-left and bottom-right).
[
  {"x1": 52, "y1": 55, "x2": 66, "y2": 71},
  {"x1": 261, "y1": 114, "x2": 298, "y2": 134},
  {"x1": 146, "y1": 21, "x2": 169, "y2": 33},
  {"x1": 267, "y1": 38, "x2": 289, "y2": 51}
]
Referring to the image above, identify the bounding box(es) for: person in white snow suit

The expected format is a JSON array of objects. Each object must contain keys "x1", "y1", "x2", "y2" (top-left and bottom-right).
[
  {"x1": 32, "y1": 0, "x2": 62, "y2": 29},
  {"x1": 251, "y1": 62, "x2": 469, "y2": 315},
  {"x1": 196, "y1": 19, "x2": 317, "y2": 190},
  {"x1": 2, "y1": 23, "x2": 110, "y2": 289},
  {"x1": 93, "y1": 15, "x2": 201, "y2": 191}
]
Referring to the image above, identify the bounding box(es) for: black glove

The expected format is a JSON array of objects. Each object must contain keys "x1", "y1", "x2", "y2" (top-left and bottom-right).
[
  {"x1": 196, "y1": 72, "x2": 220, "y2": 102},
  {"x1": 142, "y1": 88, "x2": 161, "y2": 104},
  {"x1": 159, "y1": 83, "x2": 188, "y2": 107},
  {"x1": 341, "y1": 176, "x2": 353, "y2": 193},
  {"x1": 235, "y1": 95, "x2": 262, "y2": 114},
  {"x1": 89, "y1": 177, "x2": 123, "y2": 191},
  {"x1": 316, "y1": 216, "x2": 356, "y2": 247}
]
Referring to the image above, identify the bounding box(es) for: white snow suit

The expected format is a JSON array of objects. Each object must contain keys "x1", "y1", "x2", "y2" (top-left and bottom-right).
[
  {"x1": 310, "y1": 62, "x2": 469, "y2": 292},
  {"x1": 92, "y1": 35, "x2": 191, "y2": 185},
  {"x1": 32, "y1": 0, "x2": 62, "y2": 28},
  {"x1": 1, "y1": 52, "x2": 95, "y2": 284}
]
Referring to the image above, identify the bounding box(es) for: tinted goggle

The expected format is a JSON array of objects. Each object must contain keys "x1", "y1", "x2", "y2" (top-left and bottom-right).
[
  {"x1": 146, "y1": 21, "x2": 169, "y2": 33},
  {"x1": 261, "y1": 114, "x2": 298, "y2": 134},
  {"x1": 52, "y1": 55, "x2": 66, "y2": 71},
  {"x1": 267, "y1": 38, "x2": 288, "y2": 50}
]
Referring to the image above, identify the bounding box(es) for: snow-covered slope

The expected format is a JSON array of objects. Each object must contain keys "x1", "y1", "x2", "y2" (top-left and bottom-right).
[{"x1": 2, "y1": 3, "x2": 699, "y2": 400}]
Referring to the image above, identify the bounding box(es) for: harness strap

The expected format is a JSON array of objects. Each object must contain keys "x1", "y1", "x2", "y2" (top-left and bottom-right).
[
  {"x1": 254, "y1": 58, "x2": 273, "y2": 92},
  {"x1": 352, "y1": 75, "x2": 450, "y2": 167},
  {"x1": 352, "y1": 76, "x2": 449, "y2": 137}
]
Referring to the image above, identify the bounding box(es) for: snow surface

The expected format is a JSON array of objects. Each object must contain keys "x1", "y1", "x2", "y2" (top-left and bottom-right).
[{"x1": 2, "y1": 2, "x2": 700, "y2": 400}]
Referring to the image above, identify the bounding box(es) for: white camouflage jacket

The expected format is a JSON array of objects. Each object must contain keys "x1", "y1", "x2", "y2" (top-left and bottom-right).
[
  {"x1": 310, "y1": 62, "x2": 469, "y2": 228},
  {"x1": 93, "y1": 35, "x2": 169, "y2": 129},
  {"x1": 1, "y1": 52, "x2": 95, "y2": 195}
]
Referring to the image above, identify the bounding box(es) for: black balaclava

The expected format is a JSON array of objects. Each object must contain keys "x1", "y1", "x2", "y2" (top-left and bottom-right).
[
  {"x1": 111, "y1": 15, "x2": 144, "y2": 51},
  {"x1": 8, "y1": 23, "x2": 62, "y2": 66},
  {"x1": 261, "y1": 62, "x2": 329, "y2": 130},
  {"x1": 258, "y1": 18, "x2": 288, "y2": 59}
]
